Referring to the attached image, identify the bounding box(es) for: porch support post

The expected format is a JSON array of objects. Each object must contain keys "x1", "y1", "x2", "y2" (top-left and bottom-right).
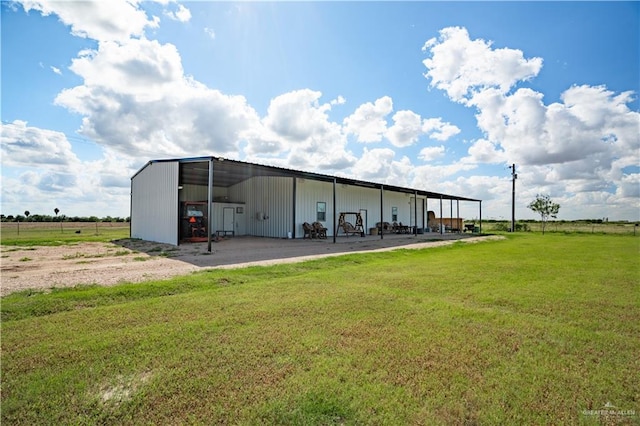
[
  {"x1": 450, "y1": 199, "x2": 453, "y2": 233},
  {"x1": 439, "y1": 195, "x2": 443, "y2": 235},
  {"x1": 333, "y1": 178, "x2": 337, "y2": 244},
  {"x1": 292, "y1": 177, "x2": 297, "y2": 239},
  {"x1": 380, "y1": 185, "x2": 384, "y2": 240},
  {"x1": 414, "y1": 190, "x2": 418, "y2": 235},
  {"x1": 425, "y1": 197, "x2": 428, "y2": 232},
  {"x1": 207, "y1": 158, "x2": 214, "y2": 252}
]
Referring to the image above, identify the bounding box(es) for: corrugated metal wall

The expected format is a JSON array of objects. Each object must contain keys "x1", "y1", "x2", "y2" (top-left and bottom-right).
[
  {"x1": 131, "y1": 161, "x2": 179, "y2": 245},
  {"x1": 296, "y1": 179, "x2": 334, "y2": 237},
  {"x1": 211, "y1": 203, "x2": 245, "y2": 236},
  {"x1": 294, "y1": 181, "x2": 424, "y2": 237},
  {"x1": 381, "y1": 190, "x2": 411, "y2": 224},
  {"x1": 335, "y1": 185, "x2": 380, "y2": 233},
  {"x1": 230, "y1": 176, "x2": 294, "y2": 238}
]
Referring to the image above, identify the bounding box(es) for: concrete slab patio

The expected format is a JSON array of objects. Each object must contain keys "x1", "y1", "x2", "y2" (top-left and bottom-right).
[{"x1": 116, "y1": 232, "x2": 493, "y2": 268}]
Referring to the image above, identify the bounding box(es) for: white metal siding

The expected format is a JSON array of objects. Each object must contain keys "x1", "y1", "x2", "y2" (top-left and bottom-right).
[
  {"x1": 382, "y1": 190, "x2": 411, "y2": 224},
  {"x1": 131, "y1": 161, "x2": 179, "y2": 245},
  {"x1": 334, "y1": 185, "x2": 381, "y2": 231},
  {"x1": 295, "y1": 181, "x2": 425, "y2": 237},
  {"x1": 211, "y1": 203, "x2": 245, "y2": 235},
  {"x1": 295, "y1": 179, "x2": 334, "y2": 237},
  {"x1": 230, "y1": 176, "x2": 294, "y2": 238}
]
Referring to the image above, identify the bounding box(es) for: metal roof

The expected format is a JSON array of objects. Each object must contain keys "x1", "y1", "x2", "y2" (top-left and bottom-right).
[{"x1": 132, "y1": 156, "x2": 481, "y2": 202}]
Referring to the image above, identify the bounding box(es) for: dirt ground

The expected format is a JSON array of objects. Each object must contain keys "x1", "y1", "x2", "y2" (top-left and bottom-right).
[{"x1": 1, "y1": 234, "x2": 503, "y2": 296}]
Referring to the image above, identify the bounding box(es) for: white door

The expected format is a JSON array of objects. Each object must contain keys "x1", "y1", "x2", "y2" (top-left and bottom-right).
[{"x1": 223, "y1": 207, "x2": 235, "y2": 234}]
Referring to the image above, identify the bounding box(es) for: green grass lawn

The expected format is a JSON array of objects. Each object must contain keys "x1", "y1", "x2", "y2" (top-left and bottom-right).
[
  {"x1": 2, "y1": 233, "x2": 639, "y2": 424},
  {"x1": 0, "y1": 222, "x2": 130, "y2": 246}
]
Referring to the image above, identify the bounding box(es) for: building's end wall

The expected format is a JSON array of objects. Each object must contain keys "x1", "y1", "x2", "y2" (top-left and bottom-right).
[{"x1": 131, "y1": 161, "x2": 179, "y2": 245}]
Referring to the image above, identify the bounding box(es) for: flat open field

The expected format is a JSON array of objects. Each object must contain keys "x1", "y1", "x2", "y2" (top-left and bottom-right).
[
  {"x1": 485, "y1": 220, "x2": 639, "y2": 234},
  {"x1": 0, "y1": 221, "x2": 130, "y2": 246},
  {"x1": 2, "y1": 233, "x2": 638, "y2": 424}
]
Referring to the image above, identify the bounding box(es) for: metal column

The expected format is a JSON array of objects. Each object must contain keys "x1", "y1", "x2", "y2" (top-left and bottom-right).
[
  {"x1": 207, "y1": 158, "x2": 213, "y2": 252},
  {"x1": 380, "y1": 185, "x2": 384, "y2": 239},
  {"x1": 439, "y1": 195, "x2": 443, "y2": 235},
  {"x1": 414, "y1": 190, "x2": 418, "y2": 235},
  {"x1": 332, "y1": 178, "x2": 337, "y2": 243}
]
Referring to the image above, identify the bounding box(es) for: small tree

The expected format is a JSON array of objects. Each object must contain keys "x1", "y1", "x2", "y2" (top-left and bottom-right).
[
  {"x1": 54, "y1": 208, "x2": 63, "y2": 232},
  {"x1": 528, "y1": 194, "x2": 560, "y2": 234}
]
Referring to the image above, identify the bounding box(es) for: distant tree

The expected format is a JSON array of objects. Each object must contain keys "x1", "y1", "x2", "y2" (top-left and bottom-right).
[
  {"x1": 528, "y1": 194, "x2": 560, "y2": 235},
  {"x1": 54, "y1": 208, "x2": 63, "y2": 232}
]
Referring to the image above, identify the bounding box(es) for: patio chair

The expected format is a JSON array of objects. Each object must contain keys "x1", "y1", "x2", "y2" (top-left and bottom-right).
[
  {"x1": 398, "y1": 222, "x2": 411, "y2": 234},
  {"x1": 302, "y1": 222, "x2": 317, "y2": 239},
  {"x1": 312, "y1": 222, "x2": 327, "y2": 239}
]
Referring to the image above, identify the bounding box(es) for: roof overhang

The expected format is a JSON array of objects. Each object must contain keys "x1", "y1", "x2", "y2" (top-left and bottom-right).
[{"x1": 132, "y1": 156, "x2": 481, "y2": 203}]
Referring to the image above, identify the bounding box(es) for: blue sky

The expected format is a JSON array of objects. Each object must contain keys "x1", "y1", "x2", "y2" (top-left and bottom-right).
[{"x1": 2, "y1": 1, "x2": 639, "y2": 221}]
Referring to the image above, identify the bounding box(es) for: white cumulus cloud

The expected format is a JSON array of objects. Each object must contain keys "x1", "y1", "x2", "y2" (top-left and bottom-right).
[
  {"x1": 17, "y1": 0, "x2": 160, "y2": 43},
  {"x1": 54, "y1": 38, "x2": 261, "y2": 158},
  {"x1": 423, "y1": 26, "x2": 543, "y2": 104},
  {"x1": 423, "y1": 26, "x2": 640, "y2": 219},
  {"x1": 0, "y1": 120, "x2": 80, "y2": 167},
  {"x1": 418, "y1": 145, "x2": 446, "y2": 162},
  {"x1": 343, "y1": 96, "x2": 393, "y2": 143},
  {"x1": 165, "y1": 4, "x2": 191, "y2": 22}
]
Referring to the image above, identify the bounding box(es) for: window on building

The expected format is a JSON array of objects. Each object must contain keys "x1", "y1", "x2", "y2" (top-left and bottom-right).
[
  {"x1": 317, "y1": 202, "x2": 326, "y2": 222},
  {"x1": 391, "y1": 206, "x2": 398, "y2": 222}
]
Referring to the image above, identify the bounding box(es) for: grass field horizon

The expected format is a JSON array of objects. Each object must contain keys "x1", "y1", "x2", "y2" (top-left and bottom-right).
[
  {"x1": 2, "y1": 233, "x2": 639, "y2": 424},
  {"x1": 0, "y1": 219, "x2": 637, "y2": 247}
]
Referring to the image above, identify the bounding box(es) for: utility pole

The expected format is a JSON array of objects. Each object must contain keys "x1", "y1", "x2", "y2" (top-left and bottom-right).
[{"x1": 509, "y1": 164, "x2": 517, "y2": 232}]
